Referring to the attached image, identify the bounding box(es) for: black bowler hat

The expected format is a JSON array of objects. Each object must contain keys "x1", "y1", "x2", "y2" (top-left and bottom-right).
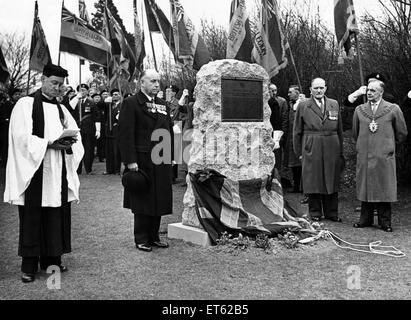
[
  {"x1": 366, "y1": 72, "x2": 386, "y2": 84},
  {"x1": 122, "y1": 170, "x2": 150, "y2": 193},
  {"x1": 77, "y1": 83, "x2": 89, "y2": 91}
]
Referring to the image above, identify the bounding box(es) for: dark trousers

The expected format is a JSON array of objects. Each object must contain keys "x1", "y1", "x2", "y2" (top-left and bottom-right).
[
  {"x1": 79, "y1": 131, "x2": 95, "y2": 174},
  {"x1": 359, "y1": 202, "x2": 392, "y2": 228},
  {"x1": 308, "y1": 193, "x2": 339, "y2": 219},
  {"x1": 21, "y1": 256, "x2": 62, "y2": 274},
  {"x1": 134, "y1": 214, "x2": 161, "y2": 245},
  {"x1": 97, "y1": 133, "x2": 106, "y2": 161},
  {"x1": 274, "y1": 148, "x2": 283, "y2": 171},
  {"x1": 291, "y1": 166, "x2": 302, "y2": 192},
  {"x1": 105, "y1": 137, "x2": 121, "y2": 174}
]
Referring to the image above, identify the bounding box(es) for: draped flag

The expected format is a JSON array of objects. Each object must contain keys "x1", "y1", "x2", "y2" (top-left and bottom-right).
[
  {"x1": 0, "y1": 45, "x2": 9, "y2": 84},
  {"x1": 144, "y1": 0, "x2": 178, "y2": 61},
  {"x1": 105, "y1": 6, "x2": 137, "y2": 81},
  {"x1": 29, "y1": 1, "x2": 52, "y2": 72},
  {"x1": 334, "y1": 0, "x2": 359, "y2": 64},
  {"x1": 190, "y1": 170, "x2": 303, "y2": 244},
  {"x1": 227, "y1": 0, "x2": 253, "y2": 63},
  {"x1": 170, "y1": 0, "x2": 211, "y2": 70},
  {"x1": 60, "y1": 6, "x2": 111, "y2": 66},
  {"x1": 133, "y1": 0, "x2": 146, "y2": 73},
  {"x1": 252, "y1": 0, "x2": 288, "y2": 78}
]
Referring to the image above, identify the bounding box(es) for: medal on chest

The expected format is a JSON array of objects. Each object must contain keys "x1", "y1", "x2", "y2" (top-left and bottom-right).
[{"x1": 369, "y1": 119, "x2": 378, "y2": 133}]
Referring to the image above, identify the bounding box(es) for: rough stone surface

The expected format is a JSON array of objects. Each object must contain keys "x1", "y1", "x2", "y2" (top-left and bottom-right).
[{"x1": 181, "y1": 59, "x2": 275, "y2": 228}]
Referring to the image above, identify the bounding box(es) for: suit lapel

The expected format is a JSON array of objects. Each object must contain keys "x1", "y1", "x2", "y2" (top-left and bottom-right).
[
  {"x1": 374, "y1": 99, "x2": 388, "y2": 118},
  {"x1": 308, "y1": 97, "x2": 324, "y2": 120}
]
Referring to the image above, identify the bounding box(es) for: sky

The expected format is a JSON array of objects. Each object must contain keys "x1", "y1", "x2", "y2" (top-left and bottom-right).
[{"x1": 0, "y1": 0, "x2": 383, "y2": 86}]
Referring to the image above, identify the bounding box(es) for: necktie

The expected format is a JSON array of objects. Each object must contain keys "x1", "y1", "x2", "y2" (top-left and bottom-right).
[
  {"x1": 371, "y1": 103, "x2": 377, "y2": 114},
  {"x1": 319, "y1": 101, "x2": 324, "y2": 115}
]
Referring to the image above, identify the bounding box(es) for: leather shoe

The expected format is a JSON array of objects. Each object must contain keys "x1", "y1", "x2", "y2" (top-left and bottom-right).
[
  {"x1": 21, "y1": 273, "x2": 35, "y2": 283},
  {"x1": 353, "y1": 223, "x2": 370, "y2": 228},
  {"x1": 136, "y1": 244, "x2": 152, "y2": 252},
  {"x1": 152, "y1": 241, "x2": 169, "y2": 248},
  {"x1": 327, "y1": 217, "x2": 342, "y2": 222},
  {"x1": 381, "y1": 226, "x2": 393, "y2": 233}
]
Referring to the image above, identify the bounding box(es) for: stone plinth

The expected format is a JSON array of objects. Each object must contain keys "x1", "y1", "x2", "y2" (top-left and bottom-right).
[
  {"x1": 168, "y1": 223, "x2": 212, "y2": 247},
  {"x1": 181, "y1": 60, "x2": 275, "y2": 229}
]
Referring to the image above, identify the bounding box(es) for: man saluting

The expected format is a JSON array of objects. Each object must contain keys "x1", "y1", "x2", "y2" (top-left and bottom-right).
[
  {"x1": 353, "y1": 80, "x2": 407, "y2": 232},
  {"x1": 3, "y1": 64, "x2": 84, "y2": 283}
]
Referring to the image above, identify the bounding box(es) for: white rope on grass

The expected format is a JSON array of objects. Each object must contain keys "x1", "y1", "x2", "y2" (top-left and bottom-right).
[{"x1": 325, "y1": 231, "x2": 406, "y2": 258}]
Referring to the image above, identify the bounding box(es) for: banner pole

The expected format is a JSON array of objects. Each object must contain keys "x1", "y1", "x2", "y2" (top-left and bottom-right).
[{"x1": 354, "y1": 33, "x2": 366, "y2": 103}]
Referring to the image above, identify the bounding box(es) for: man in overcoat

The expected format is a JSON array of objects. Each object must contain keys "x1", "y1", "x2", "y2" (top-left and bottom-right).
[
  {"x1": 352, "y1": 80, "x2": 408, "y2": 232},
  {"x1": 293, "y1": 78, "x2": 344, "y2": 222},
  {"x1": 284, "y1": 85, "x2": 303, "y2": 193},
  {"x1": 118, "y1": 69, "x2": 174, "y2": 252}
]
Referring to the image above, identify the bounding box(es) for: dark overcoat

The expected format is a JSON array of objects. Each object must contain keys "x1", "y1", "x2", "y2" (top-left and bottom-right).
[
  {"x1": 352, "y1": 100, "x2": 407, "y2": 202},
  {"x1": 118, "y1": 91, "x2": 173, "y2": 217},
  {"x1": 293, "y1": 97, "x2": 344, "y2": 194},
  {"x1": 283, "y1": 101, "x2": 301, "y2": 168}
]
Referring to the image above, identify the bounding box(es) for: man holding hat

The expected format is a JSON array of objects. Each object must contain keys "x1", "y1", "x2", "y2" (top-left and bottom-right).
[
  {"x1": 69, "y1": 83, "x2": 101, "y2": 174},
  {"x1": 103, "y1": 88, "x2": 122, "y2": 175},
  {"x1": 118, "y1": 69, "x2": 174, "y2": 252},
  {"x1": 4, "y1": 63, "x2": 84, "y2": 283}
]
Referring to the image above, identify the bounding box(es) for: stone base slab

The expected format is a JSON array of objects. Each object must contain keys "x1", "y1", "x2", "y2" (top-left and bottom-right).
[{"x1": 168, "y1": 223, "x2": 212, "y2": 248}]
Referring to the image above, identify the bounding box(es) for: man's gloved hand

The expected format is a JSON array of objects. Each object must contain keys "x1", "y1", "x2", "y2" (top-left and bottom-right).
[
  {"x1": 95, "y1": 131, "x2": 101, "y2": 139},
  {"x1": 353, "y1": 86, "x2": 367, "y2": 98}
]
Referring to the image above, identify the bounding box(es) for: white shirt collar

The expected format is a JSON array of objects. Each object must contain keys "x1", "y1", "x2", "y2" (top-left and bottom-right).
[
  {"x1": 142, "y1": 91, "x2": 155, "y2": 102},
  {"x1": 371, "y1": 99, "x2": 382, "y2": 107},
  {"x1": 314, "y1": 98, "x2": 325, "y2": 108}
]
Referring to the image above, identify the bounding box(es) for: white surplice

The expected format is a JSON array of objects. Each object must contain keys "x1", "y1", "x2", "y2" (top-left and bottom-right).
[{"x1": 4, "y1": 96, "x2": 84, "y2": 207}]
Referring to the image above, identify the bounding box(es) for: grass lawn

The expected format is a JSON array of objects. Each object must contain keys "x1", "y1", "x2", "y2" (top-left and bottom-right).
[{"x1": 0, "y1": 162, "x2": 410, "y2": 300}]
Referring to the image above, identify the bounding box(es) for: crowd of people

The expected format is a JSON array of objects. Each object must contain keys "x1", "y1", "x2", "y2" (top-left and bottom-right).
[{"x1": 1, "y1": 63, "x2": 410, "y2": 283}]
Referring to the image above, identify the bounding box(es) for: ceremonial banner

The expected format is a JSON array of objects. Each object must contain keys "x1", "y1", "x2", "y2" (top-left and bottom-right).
[
  {"x1": 252, "y1": 0, "x2": 288, "y2": 78},
  {"x1": 133, "y1": 0, "x2": 146, "y2": 73},
  {"x1": 144, "y1": 0, "x2": 178, "y2": 60},
  {"x1": 227, "y1": 0, "x2": 253, "y2": 63},
  {"x1": 79, "y1": 0, "x2": 90, "y2": 24},
  {"x1": 105, "y1": 6, "x2": 136, "y2": 81},
  {"x1": 0, "y1": 45, "x2": 9, "y2": 84},
  {"x1": 170, "y1": 0, "x2": 211, "y2": 70},
  {"x1": 60, "y1": 6, "x2": 111, "y2": 66},
  {"x1": 29, "y1": 1, "x2": 52, "y2": 72},
  {"x1": 334, "y1": 0, "x2": 359, "y2": 64}
]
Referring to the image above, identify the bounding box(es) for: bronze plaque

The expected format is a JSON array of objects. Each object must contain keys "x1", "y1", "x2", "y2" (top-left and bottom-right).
[{"x1": 221, "y1": 77, "x2": 264, "y2": 122}]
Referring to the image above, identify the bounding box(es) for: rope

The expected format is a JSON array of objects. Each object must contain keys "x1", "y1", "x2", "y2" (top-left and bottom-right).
[{"x1": 325, "y1": 231, "x2": 406, "y2": 258}]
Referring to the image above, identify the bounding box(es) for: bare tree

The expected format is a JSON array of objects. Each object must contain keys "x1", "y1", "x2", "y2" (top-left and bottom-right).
[
  {"x1": 200, "y1": 19, "x2": 228, "y2": 61},
  {"x1": 0, "y1": 32, "x2": 38, "y2": 95}
]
